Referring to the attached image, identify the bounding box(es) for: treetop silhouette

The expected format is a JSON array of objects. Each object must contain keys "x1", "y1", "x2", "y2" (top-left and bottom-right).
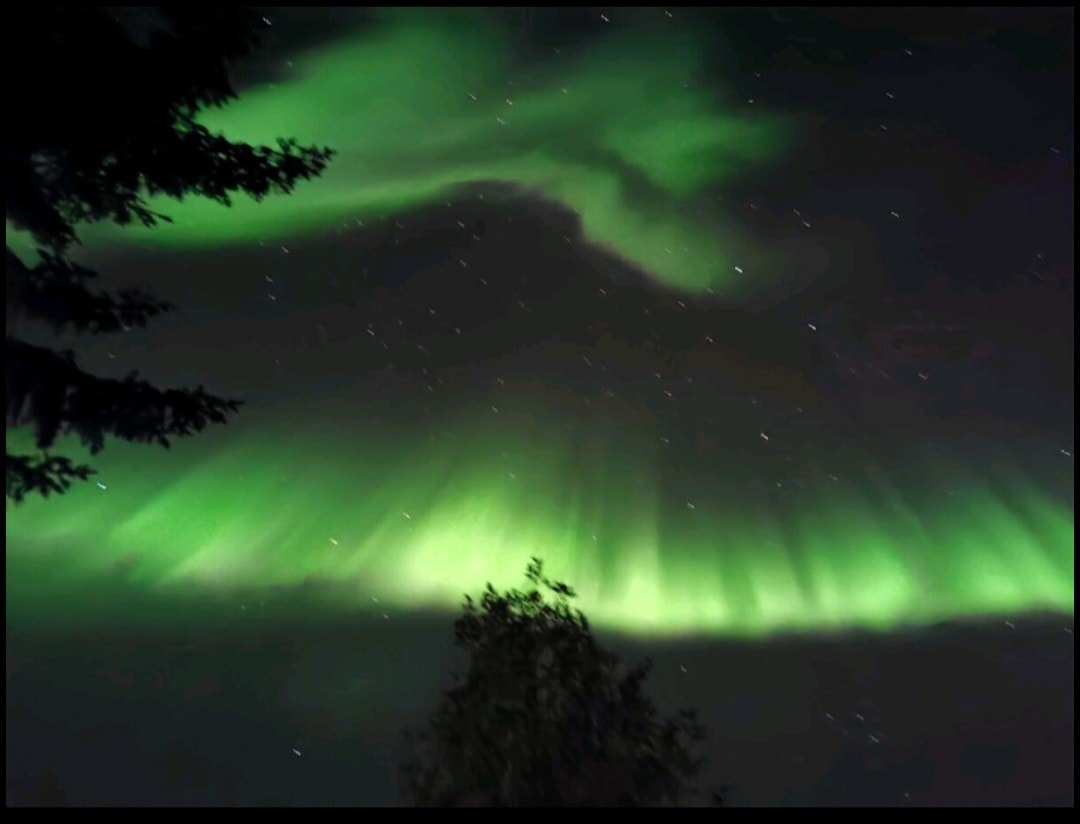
[{"x1": 6, "y1": 7, "x2": 333, "y2": 502}]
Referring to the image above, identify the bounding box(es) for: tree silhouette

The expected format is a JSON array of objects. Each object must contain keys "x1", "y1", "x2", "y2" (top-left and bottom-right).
[
  {"x1": 400, "y1": 558, "x2": 718, "y2": 807},
  {"x1": 6, "y1": 7, "x2": 333, "y2": 502}
]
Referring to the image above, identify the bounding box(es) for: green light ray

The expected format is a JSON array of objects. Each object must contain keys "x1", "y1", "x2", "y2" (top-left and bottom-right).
[{"x1": 7, "y1": 396, "x2": 1072, "y2": 637}]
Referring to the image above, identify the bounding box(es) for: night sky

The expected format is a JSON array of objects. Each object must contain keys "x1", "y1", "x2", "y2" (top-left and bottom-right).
[{"x1": 6, "y1": 8, "x2": 1074, "y2": 806}]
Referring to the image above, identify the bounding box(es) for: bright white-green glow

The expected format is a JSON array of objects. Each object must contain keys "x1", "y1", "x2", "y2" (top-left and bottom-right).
[{"x1": 6, "y1": 393, "x2": 1073, "y2": 637}]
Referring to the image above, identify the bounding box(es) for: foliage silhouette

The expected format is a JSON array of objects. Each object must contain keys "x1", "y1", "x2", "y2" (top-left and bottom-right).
[
  {"x1": 400, "y1": 558, "x2": 716, "y2": 807},
  {"x1": 6, "y1": 7, "x2": 333, "y2": 502}
]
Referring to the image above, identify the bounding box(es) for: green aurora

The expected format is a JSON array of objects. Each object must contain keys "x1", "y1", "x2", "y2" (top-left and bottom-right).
[
  {"x1": 65, "y1": 9, "x2": 791, "y2": 296},
  {"x1": 6, "y1": 395, "x2": 1073, "y2": 637},
  {"x1": 5, "y1": 10, "x2": 1073, "y2": 638}
]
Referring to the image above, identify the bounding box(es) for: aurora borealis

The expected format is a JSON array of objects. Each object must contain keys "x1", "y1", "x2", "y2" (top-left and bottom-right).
[
  {"x1": 72, "y1": 8, "x2": 792, "y2": 296},
  {"x1": 6, "y1": 7, "x2": 1073, "y2": 637},
  {"x1": 5, "y1": 399, "x2": 1073, "y2": 636},
  {"x1": 5, "y1": 7, "x2": 1075, "y2": 806}
]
